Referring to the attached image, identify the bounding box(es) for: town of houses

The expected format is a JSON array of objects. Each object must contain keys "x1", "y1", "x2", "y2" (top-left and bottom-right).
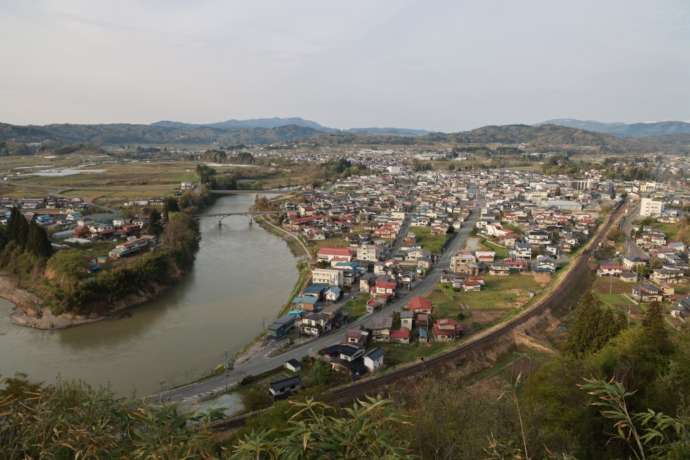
[
  {"x1": 263, "y1": 166, "x2": 642, "y2": 386},
  {"x1": 5, "y1": 149, "x2": 690, "y2": 395}
]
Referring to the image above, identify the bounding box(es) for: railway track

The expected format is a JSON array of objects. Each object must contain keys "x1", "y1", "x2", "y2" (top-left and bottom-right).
[{"x1": 209, "y1": 200, "x2": 626, "y2": 432}]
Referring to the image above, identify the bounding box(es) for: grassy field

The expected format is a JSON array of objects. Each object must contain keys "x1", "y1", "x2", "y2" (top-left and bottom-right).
[
  {"x1": 381, "y1": 341, "x2": 451, "y2": 367},
  {"x1": 480, "y1": 239, "x2": 509, "y2": 258},
  {"x1": 591, "y1": 276, "x2": 640, "y2": 315},
  {"x1": 1, "y1": 154, "x2": 323, "y2": 207},
  {"x1": 411, "y1": 226, "x2": 449, "y2": 254},
  {"x1": 309, "y1": 237, "x2": 350, "y2": 256},
  {"x1": 430, "y1": 275, "x2": 545, "y2": 317},
  {"x1": 3, "y1": 156, "x2": 198, "y2": 204},
  {"x1": 341, "y1": 293, "x2": 369, "y2": 319}
]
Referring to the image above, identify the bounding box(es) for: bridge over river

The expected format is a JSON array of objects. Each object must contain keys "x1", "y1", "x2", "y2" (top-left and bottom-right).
[{"x1": 201, "y1": 210, "x2": 281, "y2": 225}]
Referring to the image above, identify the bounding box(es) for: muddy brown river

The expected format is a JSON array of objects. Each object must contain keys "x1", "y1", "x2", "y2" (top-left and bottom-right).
[{"x1": 0, "y1": 194, "x2": 298, "y2": 396}]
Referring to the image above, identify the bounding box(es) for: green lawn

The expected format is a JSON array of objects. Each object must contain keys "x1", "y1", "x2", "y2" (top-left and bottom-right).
[
  {"x1": 341, "y1": 293, "x2": 369, "y2": 319},
  {"x1": 651, "y1": 222, "x2": 680, "y2": 241},
  {"x1": 380, "y1": 342, "x2": 450, "y2": 367},
  {"x1": 431, "y1": 275, "x2": 544, "y2": 314},
  {"x1": 411, "y1": 227, "x2": 449, "y2": 254},
  {"x1": 481, "y1": 239, "x2": 509, "y2": 258}
]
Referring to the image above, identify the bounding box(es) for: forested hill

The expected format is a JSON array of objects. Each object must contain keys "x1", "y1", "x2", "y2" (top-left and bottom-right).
[
  {"x1": 1, "y1": 120, "x2": 686, "y2": 153},
  {"x1": 0, "y1": 122, "x2": 322, "y2": 145},
  {"x1": 442, "y1": 123, "x2": 657, "y2": 152},
  {"x1": 544, "y1": 118, "x2": 690, "y2": 138}
]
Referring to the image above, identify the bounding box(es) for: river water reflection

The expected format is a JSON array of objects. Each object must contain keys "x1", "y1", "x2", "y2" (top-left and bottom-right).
[{"x1": 0, "y1": 194, "x2": 298, "y2": 396}]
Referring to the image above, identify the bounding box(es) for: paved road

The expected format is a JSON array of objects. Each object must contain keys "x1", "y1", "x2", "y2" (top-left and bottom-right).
[
  {"x1": 621, "y1": 202, "x2": 648, "y2": 259},
  {"x1": 156, "y1": 205, "x2": 480, "y2": 403}
]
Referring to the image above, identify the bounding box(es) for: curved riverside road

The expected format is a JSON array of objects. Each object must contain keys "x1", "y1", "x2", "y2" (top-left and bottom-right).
[{"x1": 156, "y1": 206, "x2": 481, "y2": 403}]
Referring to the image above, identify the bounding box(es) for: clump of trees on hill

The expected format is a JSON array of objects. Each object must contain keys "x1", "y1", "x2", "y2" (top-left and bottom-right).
[
  {"x1": 196, "y1": 164, "x2": 238, "y2": 190},
  {"x1": 0, "y1": 208, "x2": 54, "y2": 282},
  {"x1": 46, "y1": 211, "x2": 199, "y2": 315},
  {"x1": 320, "y1": 158, "x2": 367, "y2": 183},
  {"x1": 0, "y1": 198, "x2": 201, "y2": 317},
  {"x1": 3, "y1": 208, "x2": 53, "y2": 259}
]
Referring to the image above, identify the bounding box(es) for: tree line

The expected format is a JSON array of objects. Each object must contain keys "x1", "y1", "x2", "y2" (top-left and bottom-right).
[{"x1": 2, "y1": 207, "x2": 53, "y2": 259}]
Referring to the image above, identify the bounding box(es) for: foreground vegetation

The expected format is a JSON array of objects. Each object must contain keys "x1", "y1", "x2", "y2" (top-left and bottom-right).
[{"x1": 4, "y1": 287, "x2": 690, "y2": 458}]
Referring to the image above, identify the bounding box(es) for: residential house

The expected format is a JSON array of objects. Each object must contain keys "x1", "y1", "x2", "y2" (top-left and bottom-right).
[
  {"x1": 364, "y1": 347, "x2": 385, "y2": 372},
  {"x1": 400, "y1": 311, "x2": 414, "y2": 330},
  {"x1": 597, "y1": 263, "x2": 623, "y2": 277},
  {"x1": 292, "y1": 295, "x2": 318, "y2": 312},
  {"x1": 433, "y1": 318, "x2": 464, "y2": 341},
  {"x1": 475, "y1": 250, "x2": 496, "y2": 264},
  {"x1": 390, "y1": 328, "x2": 411, "y2": 344},
  {"x1": 345, "y1": 328, "x2": 369, "y2": 347},
  {"x1": 269, "y1": 376, "x2": 302, "y2": 398},
  {"x1": 632, "y1": 284, "x2": 663, "y2": 303},
  {"x1": 267, "y1": 315, "x2": 296, "y2": 339},
  {"x1": 284, "y1": 359, "x2": 302, "y2": 373},
  {"x1": 299, "y1": 312, "x2": 333, "y2": 336},
  {"x1": 374, "y1": 277, "x2": 397, "y2": 297},
  {"x1": 325, "y1": 287, "x2": 342, "y2": 302},
  {"x1": 407, "y1": 296, "x2": 433, "y2": 315},
  {"x1": 369, "y1": 316, "x2": 393, "y2": 342}
]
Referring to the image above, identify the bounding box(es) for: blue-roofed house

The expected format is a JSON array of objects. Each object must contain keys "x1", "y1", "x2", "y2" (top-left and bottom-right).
[
  {"x1": 325, "y1": 287, "x2": 342, "y2": 302},
  {"x1": 302, "y1": 283, "x2": 329, "y2": 300},
  {"x1": 364, "y1": 347, "x2": 384, "y2": 372},
  {"x1": 292, "y1": 295, "x2": 319, "y2": 312},
  {"x1": 267, "y1": 315, "x2": 296, "y2": 339}
]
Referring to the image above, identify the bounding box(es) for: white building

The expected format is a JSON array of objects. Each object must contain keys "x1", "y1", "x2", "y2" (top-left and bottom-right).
[
  {"x1": 311, "y1": 268, "x2": 344, "y2": 287},
  {"x1": 640, "y1": 198, "x2": 663, "y2": 217},
  {"x1": 357, "y1": 244, "x2": 380, "y2": 262}
]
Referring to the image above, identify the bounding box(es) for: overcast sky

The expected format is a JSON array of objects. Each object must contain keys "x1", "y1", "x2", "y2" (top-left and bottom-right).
[{"x1": 1, "y1": 0, "x2": 689, "y2": 131}]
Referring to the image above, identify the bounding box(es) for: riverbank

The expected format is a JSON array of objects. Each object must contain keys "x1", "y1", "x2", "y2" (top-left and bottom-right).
[
  {"x1": 232, "y1": 213, "x2": 312, "y2": 366},
  {"x1": 1, "y1": 272, "x2": 179, "y2": 330}
]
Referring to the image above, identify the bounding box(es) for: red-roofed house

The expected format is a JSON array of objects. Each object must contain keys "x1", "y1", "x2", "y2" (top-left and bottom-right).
[
  {"x1": 597, "y1": 263, "x2": 623, "y2": 277},
  {"x1": 317, "y1": 247, "x2": 353, "y2": 263},
  {"x1": 433, "y1": 319, "x2": 464, "y2": 342},
  {"x1": 390, "y1": 328, "x2": 411, "y2": 344},
  {"x1": 374, "y1": 278, "x2": 397, "y2": 296},
  {"x1": 407, "y1": 296, "x2": 433, "y2": 314}
]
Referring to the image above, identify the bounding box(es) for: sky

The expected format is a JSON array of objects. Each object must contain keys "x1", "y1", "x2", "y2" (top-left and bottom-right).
[{"x1": 1, "y1": 0, "x2": 689, "y2": 131}]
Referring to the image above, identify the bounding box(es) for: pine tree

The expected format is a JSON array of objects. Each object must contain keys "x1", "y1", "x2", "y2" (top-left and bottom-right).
[
  {"x1": 642, "y1": 302, "x2": 671, "y2": 353},
  {"x1": 566, "y1": 293, "x2": 626, "y2": 356},
  {"x1": 27, "y1": 222, "x2": 53, "y2": 259},
  {"x1": 162, "y1": 197, "x2": 179, "y2": 221},
  {"x1": 7, "y1": 207, "x2": 29, "y2": 248},
  {"x1": 144, "y1": 210, "x2": 163, "y2": 236}
]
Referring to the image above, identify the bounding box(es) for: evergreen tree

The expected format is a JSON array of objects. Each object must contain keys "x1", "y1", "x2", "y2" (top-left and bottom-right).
[
  {"x1": 163, "y1": 197, "x2": 179, "y2": 216},
  {"x1": 642, "y1": 302, "x2": 671, "y2": 353},
  {"x1": 27, "y1": 221, "x2": 53, "y2": 258},
  {"x1": 145, "y1": 210, "x2": 163, "y2": 236},
  {"x1": 7, "y1": 207, "x2": 29, "y2": 248},
  {"x1": 566, "y1": 293, "x2": 626, "y2": 356}
]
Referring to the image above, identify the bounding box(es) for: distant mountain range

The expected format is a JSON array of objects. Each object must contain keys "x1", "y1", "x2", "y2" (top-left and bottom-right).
[
  {"x1": 1, "y1": 117, "x2": 689, "y2": 153},
  {"x1": 152, "y1": 117, "x2": 329, "y2": 131},
  {"x1": 151, "y1": 117, "x2": 430, "y2": 137},
  {"x1": 542, "y1": 118, "x2": 690, "y2": 138}
]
